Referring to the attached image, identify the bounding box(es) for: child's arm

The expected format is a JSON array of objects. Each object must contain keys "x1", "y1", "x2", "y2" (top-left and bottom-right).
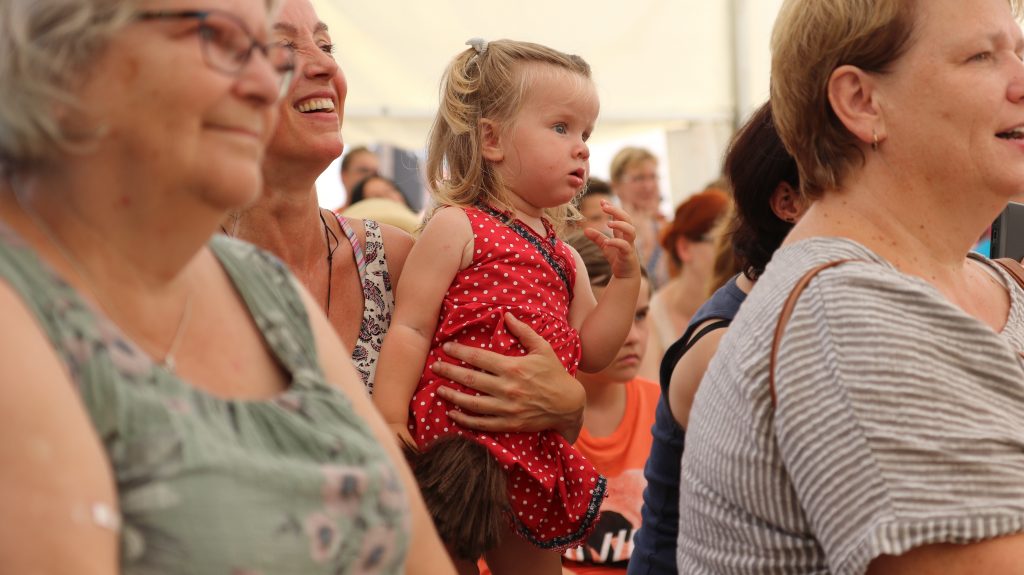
[
  {"x1": 372, "y1": 207, "x2": 474, "y2": 441},
  {"x1": 572, "y1": 201, "x2": 642, "y2": 373}
]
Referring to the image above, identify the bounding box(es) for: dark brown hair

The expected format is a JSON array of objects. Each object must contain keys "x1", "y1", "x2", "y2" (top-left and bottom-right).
[{"x1": 725, "y1": 101, "x2": 798, "y2": 280}]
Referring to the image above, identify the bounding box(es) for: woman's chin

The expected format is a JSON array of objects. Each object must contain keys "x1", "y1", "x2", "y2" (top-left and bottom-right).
[
  {"x1": 310, "y1": 138, "x2": 344, "y2": 164},
  {"x1": 199, "y1": 169, "x2": 264, "y2": 213}
]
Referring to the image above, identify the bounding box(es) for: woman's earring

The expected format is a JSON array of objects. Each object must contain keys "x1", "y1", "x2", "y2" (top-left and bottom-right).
[{"x1": 871, "y1": 130, "x2": 879, "y2": 152}]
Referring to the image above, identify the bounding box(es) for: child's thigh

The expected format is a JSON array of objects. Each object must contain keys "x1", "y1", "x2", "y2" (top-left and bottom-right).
[{"x1": 483, "y1": 524, "x2": 561, "y2": 575}]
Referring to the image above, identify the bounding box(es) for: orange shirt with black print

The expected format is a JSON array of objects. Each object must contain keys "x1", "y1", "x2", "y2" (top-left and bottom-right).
[{"x1": 563, "y1": 377, "x2": 659, "y2": 575}]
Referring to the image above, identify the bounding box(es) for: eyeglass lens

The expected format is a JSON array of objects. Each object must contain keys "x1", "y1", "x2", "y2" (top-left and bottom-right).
[
  {"x1": 197, "y1": 12, "x2": 294, "y2": 92},
  {"x1": 137, "y1": 10, "x2": 295, "y2": 96}
]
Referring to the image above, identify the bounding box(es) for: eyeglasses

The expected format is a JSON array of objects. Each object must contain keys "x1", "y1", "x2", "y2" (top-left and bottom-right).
[{"x1": 137, "y1": 10, "x2": 295, "y2": 98}]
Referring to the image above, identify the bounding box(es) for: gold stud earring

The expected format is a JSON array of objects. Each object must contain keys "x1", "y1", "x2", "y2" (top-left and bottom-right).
[{"x1": 871, "y1": 130, "x2": 879, "y2": 151}]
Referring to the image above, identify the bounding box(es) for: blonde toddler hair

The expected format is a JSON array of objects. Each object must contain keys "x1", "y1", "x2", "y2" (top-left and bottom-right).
[{"x1": 425, "y1": 39, "x2": 593, "y2": 231}]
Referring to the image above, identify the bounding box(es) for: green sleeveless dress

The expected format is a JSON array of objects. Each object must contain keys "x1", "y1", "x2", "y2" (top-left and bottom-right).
[{"x1": 0, "y1": 223, "x2": 410, "y2": 574}]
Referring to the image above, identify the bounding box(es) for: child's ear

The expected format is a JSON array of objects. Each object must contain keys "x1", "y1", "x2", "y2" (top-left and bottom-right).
[{"x1": 480, "y1": 118, "x2": 504, "y2": 162}]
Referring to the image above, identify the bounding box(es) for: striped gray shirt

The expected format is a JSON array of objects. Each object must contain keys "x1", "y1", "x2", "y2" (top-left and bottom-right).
[{"x1": 679, "y1": 237, "x2": 1024, "y2": 574}]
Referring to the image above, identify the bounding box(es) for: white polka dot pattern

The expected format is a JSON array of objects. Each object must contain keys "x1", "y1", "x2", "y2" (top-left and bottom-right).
[{"x1": 408, "y1": 206, "x2": 604, "y2": 550}]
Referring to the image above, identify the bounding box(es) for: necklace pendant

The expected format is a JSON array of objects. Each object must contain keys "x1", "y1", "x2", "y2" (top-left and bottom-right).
[{"x1": 161, "y1": 356, "x2": 176, "y2": 373}]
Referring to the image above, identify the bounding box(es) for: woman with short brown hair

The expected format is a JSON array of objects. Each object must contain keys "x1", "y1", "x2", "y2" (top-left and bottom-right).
[{"x1": 680, "y1": 0, "x2": 1024, "y2": 573}]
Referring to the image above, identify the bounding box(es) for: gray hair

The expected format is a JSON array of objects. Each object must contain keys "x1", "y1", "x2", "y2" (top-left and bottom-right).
[{"x1": 0, "y1": 0, "x2": 281, "y2": 176}]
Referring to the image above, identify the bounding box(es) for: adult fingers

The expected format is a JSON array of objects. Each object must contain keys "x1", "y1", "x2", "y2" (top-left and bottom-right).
[
  {"x1": 501, "y1": 313, "x2": 557, "y2": 357},
  {"x1": 436, "y1": 342, "x2": 509, "y2": 381},
  {"x1": 435, "y1": 385, "x2": 511, "y2": 416},
  {"x1": 445, "y1": 410, "x2": 524, "y2": 434}
]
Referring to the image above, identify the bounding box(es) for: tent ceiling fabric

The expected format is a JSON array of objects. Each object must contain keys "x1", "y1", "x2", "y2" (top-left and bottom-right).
[{"x1": 313, "y1": 0, "x2": 753, "y2": 151}]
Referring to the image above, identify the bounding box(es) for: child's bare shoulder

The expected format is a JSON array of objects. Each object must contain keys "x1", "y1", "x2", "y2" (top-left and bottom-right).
[
  {"x1": 421, "y1": 205, "x2": 475, "y2": 268},
  {"x1": 424, "y1": 204, "x2": 472, "y2": 227}
]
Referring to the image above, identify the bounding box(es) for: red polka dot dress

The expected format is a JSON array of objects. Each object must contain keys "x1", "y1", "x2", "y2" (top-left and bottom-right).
[{"x1": 409, "y1": 204, "x2": 606, "y2": 551}]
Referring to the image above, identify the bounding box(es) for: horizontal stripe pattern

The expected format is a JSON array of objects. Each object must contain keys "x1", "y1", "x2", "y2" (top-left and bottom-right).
[{"x1": 678, "y1": 237, "x2": 1024, "y2": 574}]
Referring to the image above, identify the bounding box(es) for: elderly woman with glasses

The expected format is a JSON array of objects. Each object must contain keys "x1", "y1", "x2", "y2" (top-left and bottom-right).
[{"x1": 0, "y1": 0, "x2": 453, "y2": 573}]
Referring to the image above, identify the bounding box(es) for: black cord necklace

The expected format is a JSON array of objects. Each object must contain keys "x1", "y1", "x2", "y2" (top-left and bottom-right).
[
  {"x1": 219, "y1": 210, "x2": 338, "y2": 315},
  {"x1": 319, "y1": 208, "x2": 339, "y2": 316}
]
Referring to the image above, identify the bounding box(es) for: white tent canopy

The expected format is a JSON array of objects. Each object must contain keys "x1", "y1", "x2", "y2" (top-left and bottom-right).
[{"x1": 312, "y1": 0, "x2": 784, "y2": 207}]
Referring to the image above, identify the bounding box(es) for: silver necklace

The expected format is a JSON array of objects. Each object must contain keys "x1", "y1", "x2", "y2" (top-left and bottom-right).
[{"x1": 14, "y1": 194, "x2": 193, "y2": 373}]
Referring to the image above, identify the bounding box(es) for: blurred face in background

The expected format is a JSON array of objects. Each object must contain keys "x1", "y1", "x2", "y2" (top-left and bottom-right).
[
  {"x1": 361, "y1": 176, "x2": 405, "y2": 205},
  {"x1": 582, "y1": 278, "x2": 651, "y2": 384},
  {"x1": 578, "y1": 193, "x2": 614, "y2": 235},
  {"x1": 674, "y1": 232, "x2": 717, "y2": 281},
  {"x1": 342, "y1": 150, "x2": 379, "y2": 192},
  {"x1": 615, "y1": 159, "x2": 660, "y2": 212}
]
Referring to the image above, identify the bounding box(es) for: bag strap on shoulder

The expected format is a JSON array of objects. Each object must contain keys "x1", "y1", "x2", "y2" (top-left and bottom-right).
[
  {"x1": 770, "y1": 256, "x2": 1024, "y2": 410},
  {"x1": 994, "y1": 258, "x2": 1024, "y2": 291},
  {"x1": 769, "y1": 259, "x2": 855, "y2": 409}
]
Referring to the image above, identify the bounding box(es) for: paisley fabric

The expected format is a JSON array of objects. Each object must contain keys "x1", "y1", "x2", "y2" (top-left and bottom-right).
[{"x1": 335, "y1": 215, "x2": 395, "y2": 394}]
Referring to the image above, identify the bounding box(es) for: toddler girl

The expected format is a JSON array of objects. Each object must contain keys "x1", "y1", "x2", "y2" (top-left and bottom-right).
[{"x1": 374, "y1": 38, "x2": 641, "y2": 575}]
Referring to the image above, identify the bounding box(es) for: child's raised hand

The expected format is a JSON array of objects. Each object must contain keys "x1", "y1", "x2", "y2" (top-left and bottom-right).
[{"x1": 582, "y1": 200, "x2": 641, "y2": 279}]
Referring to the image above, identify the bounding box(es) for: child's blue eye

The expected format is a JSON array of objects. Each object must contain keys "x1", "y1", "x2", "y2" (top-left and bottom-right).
[{"x1": 554, "y1": 124, "x2": 567, "y2": 134}]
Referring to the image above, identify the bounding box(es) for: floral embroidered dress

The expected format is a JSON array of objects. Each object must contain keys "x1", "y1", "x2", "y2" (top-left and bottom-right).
[
  {"x1": 0, "y1": 223, "x2": 410, "y2": 574},
  {"x1": 409, "y1": 205, "x2": 606, "y2": 551},
  {"x1": 335, "y1": 215, "x2": 394, "y2": 394}
]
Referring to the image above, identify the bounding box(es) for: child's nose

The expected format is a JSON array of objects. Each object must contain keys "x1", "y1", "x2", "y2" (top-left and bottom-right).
[{"x1": 577, "y1": 141, "x2": 590, "y2": 160}]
